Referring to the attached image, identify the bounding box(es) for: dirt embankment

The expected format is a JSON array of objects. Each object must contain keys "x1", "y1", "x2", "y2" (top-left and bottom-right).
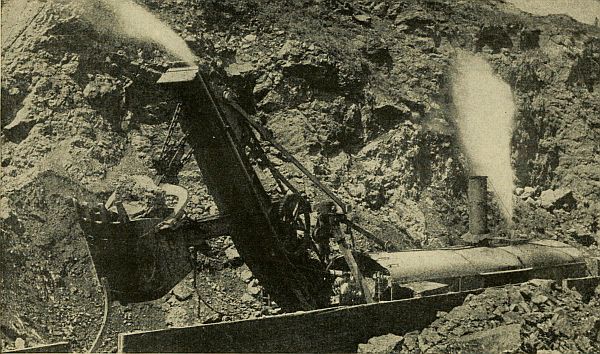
[{"x1": 2, "y1": 0, "x2": 600, "y2": 351}]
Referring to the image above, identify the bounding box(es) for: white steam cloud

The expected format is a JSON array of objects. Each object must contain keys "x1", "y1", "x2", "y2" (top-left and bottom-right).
[
  {"x1": 81, "y1": 0, "x2": 198, "y2": 64},
  {"x1": 452, "y1": 51, "x2": 515, "y2": 222},
  {"x1": 507, "y1": 0, "x2": 600, "y2": 26}
]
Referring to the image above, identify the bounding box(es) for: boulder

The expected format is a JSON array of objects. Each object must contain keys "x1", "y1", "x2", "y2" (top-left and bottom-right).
[
  {"x1": 277, "y1": 39, "x2": 304, "y2": 59},
  {"x1": 82, "y1": 75, "x2": 126, "y2": 129},
  {"x1": 532, "y1": 294, "x2": 548, "y2": 304},
  {"x1": 225, "y1": 62, "x2": 256, "y2": 78},
  {"x1": 539, "y1": 189, "x2": 576, "y2": 210},
  {"x1": 225, "y1": 246, "x2": 242, "y2": 266},
  {"x1": 243, "y1": 34, "x2": 257, "y2": 42},
  {"x1": 0, "y1": 197, "x2": 15, "y2": 221},
  {"x1": 256, "y1": 90, "x2": 285, "y2": 112},
  {"x1": 347, "y1": 183, "x2": 366, "y2": 199},
  {"x1": 240, "y1": 293, "x2": 255, "y2": 304},
  {"x1": 525, "y1": 197, "x2": 536, "y2": 205},
  {"x1": 239, "y1": 268, "x2": 253, "y2": 283},
  {"x1": 172, "y1": 282, "x2": 193, "y2": 301},
  {"x1": 252, "y1": 75, "x2": 274, "y2": 100},
  {"x1": 112, "y1": 175, "x2": 169, "y2": 218},
  {"x1": 15, "y1": 338, "x2": 26, "y2": 350},
  {"x1": 353, "y1": 14, "x2": 372, "y2": 26},
  {"x1": 3, "y1": 106, "x2": 38, "y2": 142},
  {"x1": 247, "y1": 279, "x2": 262, "y2": 296},
  {"x1": 447, "y1": 324, "x2": 522, "y2": 353},
  {"x1": 521, "y1": 186, "x2": 536, "y2": 199},
  {"x1": 184, "y1": 35, "x2": 197, "y2": 45},
  {"x1": 83, "y1": 74, "x2": 123, "y2": 107},
  {"x1": 358, "y1": 333, "x2": 403, "y2": 353},
  {"x1": 528, "y1": 279, "x2": 555, "y2": 288}
]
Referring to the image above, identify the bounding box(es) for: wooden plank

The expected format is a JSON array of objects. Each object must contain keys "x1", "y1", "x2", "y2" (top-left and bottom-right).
[
  {"x1": 5, "y1": 342, "x2": 70, "y2": 353},
  {"x1": 118, "y1": 289, "x2": 482, "y2": 353},
  {"x1": 337, "y1": 240, "x2": 374, "y2": 303}
]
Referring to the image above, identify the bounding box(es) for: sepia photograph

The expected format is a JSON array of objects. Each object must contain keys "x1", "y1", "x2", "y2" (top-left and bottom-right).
[{"x1": 1, "y1": 0, "x2": 600, "y2": 352}]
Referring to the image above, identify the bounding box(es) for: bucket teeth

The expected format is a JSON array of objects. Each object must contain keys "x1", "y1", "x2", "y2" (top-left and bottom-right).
[
  {"x1": 82, "y1": 201, "x2": 93, "y2": 222},
  {"x1": 71, "y1": 197, "x2": 81, "y2": 216},
  {"x1": 72, "y1": 198, "x2": 90, "y2": 222},
  {"x1": 71, "y1": 198, "x2": 100, "y2": 223},
  {"x1": 72, "y1": 197, "x2": 126, "y2": 225},
  {"x1": 71, "y1": 198, "x2": 93, "y2": 222},
  {"x1": 97, "y1": 202, "x2": 109, "y2": 223}
]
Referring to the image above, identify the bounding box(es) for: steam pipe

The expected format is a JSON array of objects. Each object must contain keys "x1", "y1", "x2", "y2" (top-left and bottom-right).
[{"x1": 468, "y1": 176, "x2": 488, "y2": 235}]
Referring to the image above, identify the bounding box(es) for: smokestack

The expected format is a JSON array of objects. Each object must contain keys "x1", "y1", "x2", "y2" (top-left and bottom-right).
[
  {"x1": 468, "y1": 176, "x2": 488, "y2": 235},
  {"x1": 452, "y1": 51, "x2": 515, "y2": 223}
]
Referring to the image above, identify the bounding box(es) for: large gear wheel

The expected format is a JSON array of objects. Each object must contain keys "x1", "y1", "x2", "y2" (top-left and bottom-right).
[{"x1": 276, "y1": 192, "x2": 312, "y2": 257}]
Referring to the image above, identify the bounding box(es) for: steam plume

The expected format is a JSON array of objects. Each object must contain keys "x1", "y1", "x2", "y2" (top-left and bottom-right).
[
  {"x1": 80, "y1": 0, "x2": 198, "y2": 64},
  {"x1": 507, "y1": 0, "x2": 600, "y2": 26},
  {"x1": 452, "y1": 51, "x2": 515, "y2": 222}
]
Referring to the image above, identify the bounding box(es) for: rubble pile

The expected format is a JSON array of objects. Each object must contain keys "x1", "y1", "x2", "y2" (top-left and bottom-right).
[
  {"x1": 513, "y1": 187, "x2": 599, "y2": 248},
  {"x1": 0, "y1": 172, "x2": 105, "y2": 352},
  {"x1": 361, "y1": 279, "x2": 600, "y2": 353},
  {"x1": 158, "y1": 237, "x2": 278, "y2": 329}
]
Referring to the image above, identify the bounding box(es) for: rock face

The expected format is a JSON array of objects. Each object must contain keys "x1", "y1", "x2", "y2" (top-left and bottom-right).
[
  {"x1": 82, "y1": 74, "x2": 126, "y2": 128},
  {"x1": 2, "y1": 0, "x2": 600, "y2": 352}
]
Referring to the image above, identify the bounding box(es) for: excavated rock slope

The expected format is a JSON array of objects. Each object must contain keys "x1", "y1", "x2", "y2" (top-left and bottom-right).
[{"x1": 2, "y1": 0, "x2": 600, "y2": 351}]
